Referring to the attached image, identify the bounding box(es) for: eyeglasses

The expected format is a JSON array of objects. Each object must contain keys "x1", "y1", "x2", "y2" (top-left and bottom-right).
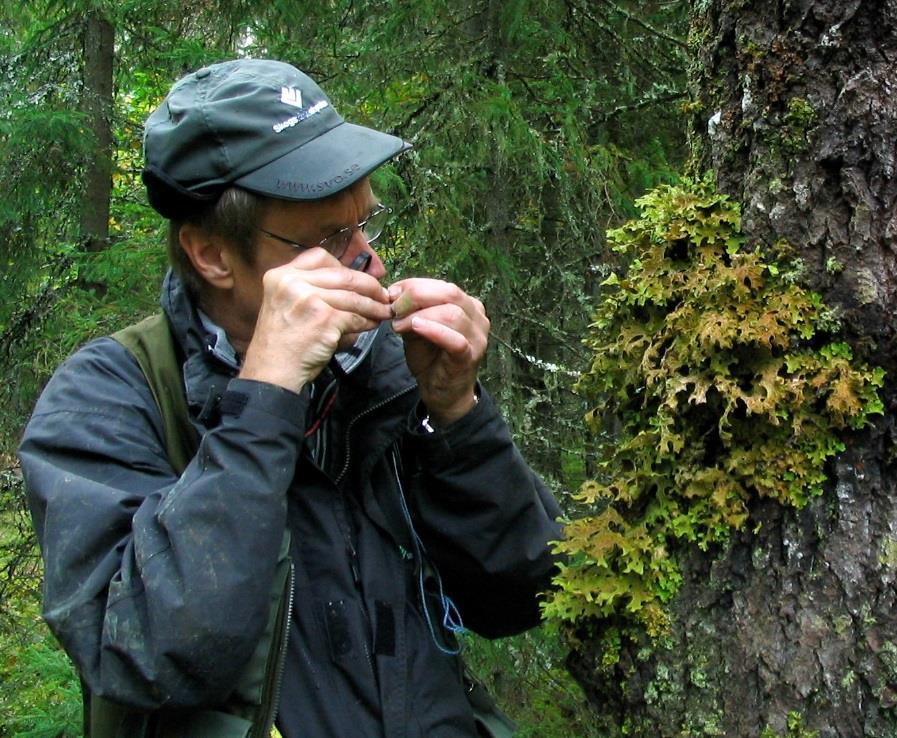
[{"x1": 255, "y1": 204, "x2": 391, "y2": 260}]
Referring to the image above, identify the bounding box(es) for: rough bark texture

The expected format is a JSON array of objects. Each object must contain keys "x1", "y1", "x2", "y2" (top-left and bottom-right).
[
  {"x1": 569, "y1": 2, "x2": 897, "y2": 736},
  {"x1": 80, "y1": 9, "x2": 114, "y2": 254}
]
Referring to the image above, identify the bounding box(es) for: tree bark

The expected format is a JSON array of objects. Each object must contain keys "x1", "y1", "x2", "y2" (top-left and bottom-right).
[
  {"x1": 80, "y1": 8, "x2": 114, "y2": 255},
  {"x1": 569, "y1": 2, "x2": 897, "y2": 736}
]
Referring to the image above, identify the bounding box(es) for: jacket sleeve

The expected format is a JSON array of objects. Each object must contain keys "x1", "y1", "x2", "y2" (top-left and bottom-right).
[
  {"x1": 18, "y1": 338, "x2": 307, "y2": 709},
  {"x1": 404, "y1": 388, "x2": 563, "y2": 638}
]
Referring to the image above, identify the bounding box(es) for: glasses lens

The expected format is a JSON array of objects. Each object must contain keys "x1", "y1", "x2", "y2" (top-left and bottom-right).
[
  {"x1": 362, "y1": 207, "x2": 389, "y2": 243},
  {"x1": 318, "y1": 206, "x2": 391, "y2": 258},
  {"x1": 320, "y1": 228, "x2": 354, "y2": 258}
]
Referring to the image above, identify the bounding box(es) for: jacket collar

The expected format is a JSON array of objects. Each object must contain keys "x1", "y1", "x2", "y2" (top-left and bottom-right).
[{"x1": 160, "y1": 270, "x2": 231, "y2": 420}]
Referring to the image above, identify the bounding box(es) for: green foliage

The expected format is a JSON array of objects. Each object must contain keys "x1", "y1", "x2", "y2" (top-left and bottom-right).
[
  {"x1": 0, "y1": 2, "x2": 690, "y2": 734},
  {"x1": 0, "y1": 595, "x2": 81, "y2": 738},
  {"x1": 542, "y1": 176, "x2": 884, "y2": 639},
  {"x1": 463, "y1": 628, "x2": 605, "y2": 738}
]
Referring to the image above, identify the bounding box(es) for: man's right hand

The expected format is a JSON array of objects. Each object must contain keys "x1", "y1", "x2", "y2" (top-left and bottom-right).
[{"x1": 239, "y1": 249, "x2": 392, "y2": 394}]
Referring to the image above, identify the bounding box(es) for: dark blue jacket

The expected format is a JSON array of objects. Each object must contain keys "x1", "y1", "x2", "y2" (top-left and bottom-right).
[{"x1": 19, "y1": 271, "x2": 562, "y2": 738}]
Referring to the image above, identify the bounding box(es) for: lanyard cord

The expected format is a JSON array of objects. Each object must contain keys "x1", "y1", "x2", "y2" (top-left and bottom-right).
[{"x1": 391, "y1": 450, "x2": 465, "y2": 655}]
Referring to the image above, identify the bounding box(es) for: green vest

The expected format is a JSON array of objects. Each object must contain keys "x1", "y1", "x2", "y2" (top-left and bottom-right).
[{"x1": 82, "y1": 314, "x2": 292, "y2": 738}]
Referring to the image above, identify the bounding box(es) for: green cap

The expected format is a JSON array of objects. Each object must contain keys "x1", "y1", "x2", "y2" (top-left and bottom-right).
[{"x1": 142, "y1": 59, "x2": 411, "y2": 219}]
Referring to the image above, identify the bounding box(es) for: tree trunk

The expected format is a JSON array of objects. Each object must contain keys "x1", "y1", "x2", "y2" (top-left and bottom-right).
[
  {"x1": 569, "y1": 2, "x2": 897, "y2": 736},
  {"x1": 80, "y1": 8, "x2": 114, "y2": 255}
]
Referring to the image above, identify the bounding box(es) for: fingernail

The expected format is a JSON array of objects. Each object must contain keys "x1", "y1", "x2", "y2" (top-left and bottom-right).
[{"x1": 388, "y1": 285, "x2": 402, "y2": 300}]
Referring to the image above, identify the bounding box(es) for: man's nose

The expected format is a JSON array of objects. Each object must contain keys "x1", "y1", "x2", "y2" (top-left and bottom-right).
[{"x1": 345, "y1": 229, "x2": 386, "y2": 279}]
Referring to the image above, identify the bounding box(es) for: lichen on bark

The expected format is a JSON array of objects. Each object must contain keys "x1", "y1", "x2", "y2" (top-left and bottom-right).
[{"x1": 565, "y1": 2, "x2": 897, "y2": 736}]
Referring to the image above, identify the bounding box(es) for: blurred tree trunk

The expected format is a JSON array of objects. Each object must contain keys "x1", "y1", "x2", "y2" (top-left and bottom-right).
[
  {"x1": 80, "y1": 7, "x2": 114, "y2": 255},
  {"x1": 569, "y1": 2, "x2": 897, "y2": 737}
]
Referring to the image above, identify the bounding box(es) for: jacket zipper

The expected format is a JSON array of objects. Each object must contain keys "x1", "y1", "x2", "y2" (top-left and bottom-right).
[
  {"x1": 334, "y1": 384, "x2": 415, "y2": 485},
  {"x1": 333, "y1": 383, "x2": 414, "y2": 683},
  {"x1": 253, "y1": 559, "x2": 296, "y2": 738}
]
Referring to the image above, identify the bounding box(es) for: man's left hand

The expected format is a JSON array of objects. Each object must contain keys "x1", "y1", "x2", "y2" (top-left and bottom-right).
[{"x1": 389, "y1": 278, "x2": 489, "y2": 426}]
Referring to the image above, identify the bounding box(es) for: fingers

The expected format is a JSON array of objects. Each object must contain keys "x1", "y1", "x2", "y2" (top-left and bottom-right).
[
  {"x1": 389, "y1": 279, "x2": 478, "y2": 318},
  {"x1": 405, "y1": 315, "x2": 471, "y2": 357},
  {"x1": 265, "y1": 256, "x2": 392, "y2": 323},
  {"x1": 388, "y1": 278, "x2": 489, "y2": 357},
  {"x1": 286, "y1": 249, "x2": 390, "y2": 302},
  {"x1": 240, "y1": 252, "x2": 391, "y2": 393}
]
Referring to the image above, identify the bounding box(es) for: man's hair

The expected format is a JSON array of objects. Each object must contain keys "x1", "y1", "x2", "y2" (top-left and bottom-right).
[{"x1": 168, "y1": 187, "x2": 267, "y2": 294}]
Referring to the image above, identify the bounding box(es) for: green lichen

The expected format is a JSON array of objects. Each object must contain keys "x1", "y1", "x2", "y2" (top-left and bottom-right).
[
  {"x1": 855, "y1": 268, "x2": 880, "y2": 305},
  {"x1": 761, "y1": 711, "x2": 819, "y2": 738},
  {"x1": 825, "y1": 256, "x2": 844, "y2": 275},
  {"x1": 644, "y1": 662, "x2": 683, "y2": 708},
  {"x1": 753, "y1": 96, "x2": 818, "y2": 160},
  {"x1": 880, "y1": 641, "x2": 897, "y2": 682},
  {"x1": 880, "y1": 537, "x2": 897, "y2": 568},
  {"x1": 784, "y1": 97, "x2": 817, "y2": 130},
  {"x1": 542, "y1": 176, "x2": 885, "y2": 645},
  {"x1": 690, "y1": 667, "x2": 709, "y2": 689}
]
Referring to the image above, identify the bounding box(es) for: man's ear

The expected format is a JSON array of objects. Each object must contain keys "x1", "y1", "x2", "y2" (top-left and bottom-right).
[{"x1": 178, "y1": 224, "x2": 235, "y2": 289}]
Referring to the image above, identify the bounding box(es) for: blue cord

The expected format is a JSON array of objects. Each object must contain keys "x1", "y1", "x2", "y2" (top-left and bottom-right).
[{"x1": 393, "y1": 451, "x2": 466, "y2": 655}]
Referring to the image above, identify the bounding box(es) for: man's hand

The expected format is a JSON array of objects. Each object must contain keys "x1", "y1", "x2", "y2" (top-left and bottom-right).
[
  {"x1": 389, "y1": 278, "x2": 489, "y2": 426},
  {"x1": 240, "y1": 250, "x2": 392, "y2": 393}
]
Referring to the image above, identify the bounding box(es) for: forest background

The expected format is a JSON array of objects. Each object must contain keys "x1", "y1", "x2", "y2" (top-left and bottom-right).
[
  {"x1": 2, "y1": 1, "x2": 895, "y2": 738},
  {"x1": 0, "y1": 2, "x2": 686, "y2": 735}
]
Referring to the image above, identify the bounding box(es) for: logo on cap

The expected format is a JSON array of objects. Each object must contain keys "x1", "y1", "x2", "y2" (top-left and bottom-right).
[
  {"x1": 273, "y1": 100, "x2": 329, "y2": 134},
  {"x1": 280, "y1": 86, "x2": 303, "y2": 109}
]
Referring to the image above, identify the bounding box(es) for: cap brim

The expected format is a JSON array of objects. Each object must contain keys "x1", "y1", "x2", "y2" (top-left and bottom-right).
[{"x1": 234, "y1": 121, "x2": 411, "y2": 201}]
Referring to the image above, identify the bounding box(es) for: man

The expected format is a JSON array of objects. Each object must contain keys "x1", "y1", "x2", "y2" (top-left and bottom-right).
[{"x1": 19, "y1": 59, "x2": 561, "y2": 737}]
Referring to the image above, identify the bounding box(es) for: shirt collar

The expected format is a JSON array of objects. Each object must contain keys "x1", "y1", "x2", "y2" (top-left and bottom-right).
[{"x1": 197, "y1": 308, "x2": 241, "y2": 371}]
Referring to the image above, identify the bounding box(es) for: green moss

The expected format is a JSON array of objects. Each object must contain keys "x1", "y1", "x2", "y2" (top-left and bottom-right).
[
  {"x1": 833, "y1": 614, "x2": 853, "y2": 636},
  {"x1": 684, "y1": 710, "x2": 726, "y2": 736},
  {"x1": 775, "y1": 97, "x2": 818, "y2": 155},
  {"x1": 784, "y1": 97, "x2": 816, "y2": 129},
  {"x1": 598, "y1": 627, "x2": 623, "y2": 670},
  {"x1": 861, "y1": 602, "x2": 878, "y2": 628}
]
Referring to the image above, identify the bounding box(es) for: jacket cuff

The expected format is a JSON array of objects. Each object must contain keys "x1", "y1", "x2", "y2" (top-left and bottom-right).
[
  {"x1": 406, "y1": 385, "x2": 503, "y2": 467},
  {"x1": 222, "y1": 377, "x2": 310, "y2": 433}
]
